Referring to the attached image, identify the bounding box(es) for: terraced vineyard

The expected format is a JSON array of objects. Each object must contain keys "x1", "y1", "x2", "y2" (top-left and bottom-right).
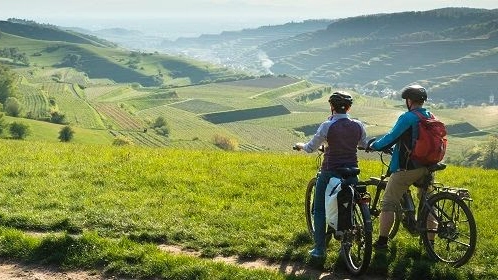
[
  {"x1": 93, "y1": 103, "x2": 144, "y2": 130},
  {"x1": 19, "y1": 83, "x2": 50, "y2": 119},
  {"x1": 42, "y1": 82, "x2": 105, "y2": 129},
  {"x1": 137, "y1": 104, "x2": 238, "y2": 143},
  {"x1": 9, "y1": 68, "x2": 498, "y2": 156}
]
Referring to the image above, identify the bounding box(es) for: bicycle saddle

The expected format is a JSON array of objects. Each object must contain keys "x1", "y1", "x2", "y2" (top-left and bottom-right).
[
  {"x1": 335, "y1": 167, "x2": 361, "y2": 178},
  {"x1": 428, "y1": 163, "x2": 446, "y2": 172}
]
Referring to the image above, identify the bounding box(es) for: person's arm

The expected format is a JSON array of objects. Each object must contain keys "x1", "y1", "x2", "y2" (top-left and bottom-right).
[
  {"x1": 371, "y1": 113, "x2": 412, "y2": 151},
  {"x1": 356, "y1": 121, "x2": 369, "y2": 149},
  {"x1": 295, "y1": 121, "x2": 328, "y2": 153}
]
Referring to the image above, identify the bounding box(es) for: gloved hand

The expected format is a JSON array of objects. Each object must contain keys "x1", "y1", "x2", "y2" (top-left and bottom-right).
[{"x1": 365, "y1": 138, "x2": 376, "y2": 152}]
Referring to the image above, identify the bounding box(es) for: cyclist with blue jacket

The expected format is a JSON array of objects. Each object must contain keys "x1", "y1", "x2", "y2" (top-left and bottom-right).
[
  {"x1": 368, "y1": 84, "x2": 432, "y2": 249},
  {"x1": 294, "y1": 91, "x2": 369, "y2": 264}
]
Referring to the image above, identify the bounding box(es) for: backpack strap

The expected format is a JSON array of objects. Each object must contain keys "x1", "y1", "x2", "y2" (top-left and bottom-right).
[{"x1": 412, "y1": 110, "x2": 433, "y2": 120}]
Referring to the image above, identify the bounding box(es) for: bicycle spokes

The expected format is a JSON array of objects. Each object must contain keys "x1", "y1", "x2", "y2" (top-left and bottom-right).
[{"x1": 422, "y1": 192, "x2": 476, "y2": 267}]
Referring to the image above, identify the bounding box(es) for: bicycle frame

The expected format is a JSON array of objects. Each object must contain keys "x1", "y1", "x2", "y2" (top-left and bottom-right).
[
  {"x1": 301, "y1": 146, "x2": 373, "y2": 275},
  {"x1": 362, "y1": 151, "x2": 476, "y2": 267}
]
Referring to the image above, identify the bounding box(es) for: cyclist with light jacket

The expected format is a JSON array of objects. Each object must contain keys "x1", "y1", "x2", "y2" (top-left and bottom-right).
[
  {"x1": 294, "y1": 91, "x2": 369, "y2": 264},
  {"x1": 367, "y1": 84, "x2": 433, "y2": 249}
]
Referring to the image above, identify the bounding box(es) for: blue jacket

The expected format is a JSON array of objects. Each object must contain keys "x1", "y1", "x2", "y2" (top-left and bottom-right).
[{"x1": 371, "y1": 108, "x2": 430, "y2": 173}]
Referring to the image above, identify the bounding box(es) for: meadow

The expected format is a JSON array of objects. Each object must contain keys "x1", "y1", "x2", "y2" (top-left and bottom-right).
[{"x1": 0, "y1": 139, "x2": 496, "y2": 279}]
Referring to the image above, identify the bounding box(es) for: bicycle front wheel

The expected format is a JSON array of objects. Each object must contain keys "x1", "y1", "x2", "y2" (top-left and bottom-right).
[
  {"x1": 420, "y1": 192, "x2": 477, "y2": 267},
  {"x1": 340, "y1": 202, "x2": 372, "y2": 276}
]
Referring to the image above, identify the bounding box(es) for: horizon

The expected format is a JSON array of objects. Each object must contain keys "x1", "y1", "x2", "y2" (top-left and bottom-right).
[{"x1": 1, "y1": 0, "x2": 497, "y2": 39}]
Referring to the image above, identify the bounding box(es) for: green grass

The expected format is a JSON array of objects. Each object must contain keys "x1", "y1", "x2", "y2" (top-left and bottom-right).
[
  {"x1": 0, "y1": 139, "x2": 495, "y2": 279},
  {"x1": 2, "y1": 116, "x2": 113, "y2": 144}
]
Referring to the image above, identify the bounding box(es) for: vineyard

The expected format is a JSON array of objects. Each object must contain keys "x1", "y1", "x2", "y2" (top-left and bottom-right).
[
  {"x1": 93, "y1": 103, "x2": 144, "y2": 130},
  {"x1": 9, "y1": 69, "x2": 498, "y2": 155},
  {"x1": 18, "y1": 83, "x2": 49, "y2": 120},
  {"x1": 42, "y1": 82, "x2": 105, "y2": 129}
]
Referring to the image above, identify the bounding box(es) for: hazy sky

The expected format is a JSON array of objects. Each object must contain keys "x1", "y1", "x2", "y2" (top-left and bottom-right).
[{"x1": 1, "y1": 0, "x2": 496, "y2": 37}]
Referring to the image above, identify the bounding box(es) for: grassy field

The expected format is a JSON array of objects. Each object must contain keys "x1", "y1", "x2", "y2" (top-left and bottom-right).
[{"x1": 0, "y1": 139, "x2": 495, "y2": 279}]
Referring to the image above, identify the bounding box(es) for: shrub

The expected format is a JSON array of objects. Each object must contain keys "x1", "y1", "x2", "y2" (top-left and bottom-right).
[
  {"x1": 153, "y1": 116, "x2": 166, "y2": 128},
  {"x1": 154, "y1": 126, "x2": 170, "y2": 136},
  {"x1": 113, "y1": 135, "x2": 134, "y2": 146},
  {"x1": 58, "y1": 126, "x2": 75, "y2": 142},
  {"x1": 213, "y1": 134, "x2": 238, "y2": 151},
  {"x1": 152, "y1": 116, "x2": 170, "y2": 136},
  {"x1": 4, "y1": 97, "x2": 21, "y2": 117},
  {"x1": 9, "y1": 122, "x2": 30, "y2": 139},
  {"x1": 50, "y1": 110, "x2": 67, "y2": 124}
]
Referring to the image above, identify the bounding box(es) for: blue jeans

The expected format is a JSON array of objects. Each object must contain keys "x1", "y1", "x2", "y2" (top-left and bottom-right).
[{"x1": 313, "y1": 170, "x2": 358, "y2": 253}]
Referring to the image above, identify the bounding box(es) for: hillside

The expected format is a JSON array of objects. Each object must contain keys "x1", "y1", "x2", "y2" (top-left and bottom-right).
[
  {"x1": 0, "y1": 19, "x2": 249, "y2": 87},
  {"x1": 158, "y1": 8, "x2": 498, "y2": 106},
  {"x1": 0, "y1": 15, "x2": 497, "y2": 162}
]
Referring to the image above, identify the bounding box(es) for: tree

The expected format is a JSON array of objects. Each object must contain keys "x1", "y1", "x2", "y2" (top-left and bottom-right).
[
  {"x1": 479, "y1": 136, "x2": 498, "y2": 169},
  {"x1": 153, "y1": 116, "x2": 166, "y2": 128},
  {"x1": 9, "y1": 122, "x2": 30, "y2": 139},
  {"x1": 152, "y1": 116, "x2": 170, "y2": 136},
  {"x1": 4, "y1": 97, "x2": 21, "y2": 117},
  {"x1": 50, "y1": 110, "x2": 67, "y2": 124},
  {"x1": 58, "y1": 125, "x2": 75, "y2": 142},
  {"x1": 0, "y1": 63, "x2": 17, "y2": 104},
  {"x1": 0, "y1": 113, "x2": 5, "y2": 135}
]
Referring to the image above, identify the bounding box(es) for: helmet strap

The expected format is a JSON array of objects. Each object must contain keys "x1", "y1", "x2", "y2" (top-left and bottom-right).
[{"x1": 405, "y1": 99, "x2": 412, "y2": 111}]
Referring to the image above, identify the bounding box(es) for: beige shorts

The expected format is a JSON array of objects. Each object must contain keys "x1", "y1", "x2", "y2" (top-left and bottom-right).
[{"x1": 381, "y1": 167, "x2": 429, "y2": 212}]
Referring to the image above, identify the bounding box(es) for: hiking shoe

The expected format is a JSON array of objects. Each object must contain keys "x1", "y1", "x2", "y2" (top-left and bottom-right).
[
  {"x1": 308, "y1": 248, "x2": 326, "y2": 268},
  {"x1": 309, "y1": 248, "x2": 326, "y2": 259},
  {"x1": 373, "y1": 240, "x2": 388, "y2": 250}
]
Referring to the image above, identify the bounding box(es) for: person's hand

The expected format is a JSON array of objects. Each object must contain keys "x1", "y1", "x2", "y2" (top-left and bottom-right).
[
  {"x1": 293, "y1": 143, "x2": 305, "y2": 151},
  {"x1": 365, "y1": 138, "x2": 376, "y2": 152}
]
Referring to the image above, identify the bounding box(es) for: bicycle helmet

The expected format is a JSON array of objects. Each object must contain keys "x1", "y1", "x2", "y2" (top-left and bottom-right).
[
  {"x1": 328, "y1": 91, "x2": 353, "y2": 112},
  {"x1": 401, "y1": 84, "x2": 427, "y2": 102}
]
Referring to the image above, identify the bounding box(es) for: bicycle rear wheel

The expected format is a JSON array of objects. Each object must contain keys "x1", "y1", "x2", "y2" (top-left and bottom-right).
[
  {"x1": 305, "y1": 178, "x2": 332, "y2": 244},
  {"x1": 420, "y1": 192, "x2": 477, "y2": 267},
  {"x1": 340, "y1": 202, "x2": 372, "y2": 276}
]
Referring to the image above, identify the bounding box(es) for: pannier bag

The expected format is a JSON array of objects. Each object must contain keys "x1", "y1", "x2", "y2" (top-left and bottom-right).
[{"x1": 325, "y1": 177, "x2": 354, "y2": 233}]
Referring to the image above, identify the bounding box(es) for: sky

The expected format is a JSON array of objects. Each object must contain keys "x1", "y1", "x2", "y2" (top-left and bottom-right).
[{"x1": 1, "y1": 0, "x2": 497, "y2": 38}]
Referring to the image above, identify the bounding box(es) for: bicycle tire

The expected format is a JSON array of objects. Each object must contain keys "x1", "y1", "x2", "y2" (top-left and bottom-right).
[
  {"x1": 420, "y1": 191, "x2": 477, "y2": 267},
  {"x1": 340, "y1": 202, "x2": 372, "y2": 276},
  {"x1": 304, "y1": 178, "x2": 332, "y2": 245}
]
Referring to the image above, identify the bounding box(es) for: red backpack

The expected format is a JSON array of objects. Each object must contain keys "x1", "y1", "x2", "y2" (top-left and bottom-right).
[{"x1": 410, "y1": 111, "x2": 447, "y2": 165}]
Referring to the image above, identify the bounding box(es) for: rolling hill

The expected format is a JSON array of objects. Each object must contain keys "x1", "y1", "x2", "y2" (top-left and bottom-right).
[
  {"x1": 157, "y1": 8, "x2": 498, "y2": 106},
  {"x1": 0, "y1": 15, "x2": 497, "y2": 163},
  {"x1": 0, "y1": 19, "x2": 250, "y2": 87}
]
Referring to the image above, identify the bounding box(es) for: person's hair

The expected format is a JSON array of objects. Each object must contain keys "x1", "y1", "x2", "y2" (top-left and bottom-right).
[
  {"x1": 401, "y1": 84, "x2": 427, "y2": 103},
  {"x1": 328, "y1": 91, "x2": 353, "y2": 113}
]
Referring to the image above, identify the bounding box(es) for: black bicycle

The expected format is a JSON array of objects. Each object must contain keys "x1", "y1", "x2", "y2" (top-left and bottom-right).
[
  {"x1": 359, "y1": 149, "x2": 477, "y2": 267},
  {"x1": 300, "y1": 146, "x2": 372, "y2": 275}
]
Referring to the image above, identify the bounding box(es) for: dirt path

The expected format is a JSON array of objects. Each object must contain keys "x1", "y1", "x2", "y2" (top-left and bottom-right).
[
  {"x1": 0, "y1": 259, "x2": 110, "y2": 280},
  {"x1": 0, "y1": 244, "x2": 366, "y2": 280}
]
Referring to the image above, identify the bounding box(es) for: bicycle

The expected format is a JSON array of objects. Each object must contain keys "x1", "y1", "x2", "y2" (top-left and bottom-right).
[
  {"x1": 300, "y1": 146, "x2": 372, "y2": 276},
  {"x1": 358, "y1": 149, "x2": 477, "y2": 267}
]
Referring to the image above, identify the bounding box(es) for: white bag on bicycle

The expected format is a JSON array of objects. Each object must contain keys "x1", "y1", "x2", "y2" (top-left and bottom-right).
[{"x1": 325, "y1": 177, "x2": 354, "y2": 232}]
